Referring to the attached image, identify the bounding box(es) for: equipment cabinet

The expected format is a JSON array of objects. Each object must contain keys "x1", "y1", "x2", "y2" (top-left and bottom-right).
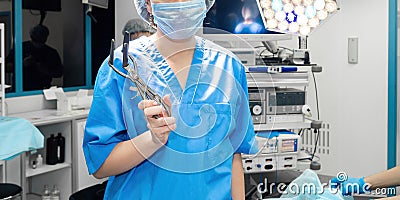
[{"x1": 7, "y1": 109, "x2": 103, "y2": 200}]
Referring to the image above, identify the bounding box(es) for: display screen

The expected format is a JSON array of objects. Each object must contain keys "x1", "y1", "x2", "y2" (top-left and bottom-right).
[
  {"x1": 22, "y1": 0, "x2": 62, "y2": 12},
  {"x1": 204, "y1": 0, "x2": 280, "y2": 34}
]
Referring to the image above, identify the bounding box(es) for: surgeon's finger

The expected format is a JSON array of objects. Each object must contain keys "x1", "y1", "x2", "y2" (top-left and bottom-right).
[
  {"x1": 143, "y1": 105, "x2": 164, "y2": 117},
  {"x1": 150, "y1": 124, "x2": 176, "y2": 135},
  {"x1": 138, "y1": 100, "x2": 158, "y2": 110},
  {"x1": 163, "y1": 95, "x2": 172, "y2": 107},
  {"x1": 147, "y1": 121, "x2": 177, "y2": 132},
  {"x1": 148, "y1": 117, "x2": 176, "y2": 128}
]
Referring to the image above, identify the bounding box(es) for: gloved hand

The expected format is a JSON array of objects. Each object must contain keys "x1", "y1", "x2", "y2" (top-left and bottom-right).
[
  {"x1": 138, "y1": 95, "x2": 176, "y2": 145},
  {"x1": 330, "y1": 176, "x2": 371, "y2": 196}
]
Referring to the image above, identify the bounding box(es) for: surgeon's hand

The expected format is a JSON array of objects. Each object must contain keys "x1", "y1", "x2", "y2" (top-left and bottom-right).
[
  {"x1": 330, "y1": 176, "x2": 371, "y2": 196},
  {"x1": 138, "y1": 95, "x2": 176, "y2": 145}
]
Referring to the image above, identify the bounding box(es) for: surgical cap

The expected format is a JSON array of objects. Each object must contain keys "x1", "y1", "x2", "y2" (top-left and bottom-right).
[
  {"x1": 30, "y1": 24, "x2": 49, "y2": 44},
  {"x1": 122, "y1": 18, "x2": 156, "y2": 35},
  {"x1": 134, "y1": 0, "x2": 216, "y2": 24}
]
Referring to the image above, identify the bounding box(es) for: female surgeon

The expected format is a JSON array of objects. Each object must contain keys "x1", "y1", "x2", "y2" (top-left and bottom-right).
[{"x1": 83, "y1": 0, "x2": 257, "y2": 199}]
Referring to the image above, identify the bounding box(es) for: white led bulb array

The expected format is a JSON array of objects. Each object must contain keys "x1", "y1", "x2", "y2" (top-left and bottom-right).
[{"x1": 258, "y1": 0, "x2": 338, "y2": 35}]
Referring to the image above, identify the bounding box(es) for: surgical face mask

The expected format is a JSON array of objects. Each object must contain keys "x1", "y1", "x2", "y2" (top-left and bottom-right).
[{"x1": 151, "y1": 0, "x2": 206, "y2": 40}]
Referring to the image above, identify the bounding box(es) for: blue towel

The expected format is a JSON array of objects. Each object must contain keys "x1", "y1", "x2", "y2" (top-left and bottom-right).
[{"x1": 0, "y1": 117, "x2": 44, "y2": 160}]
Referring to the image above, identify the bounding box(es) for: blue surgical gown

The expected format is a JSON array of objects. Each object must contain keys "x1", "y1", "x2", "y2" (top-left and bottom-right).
[{"x1": 83, "y1": 36, "x2": 257, "y2": 200}]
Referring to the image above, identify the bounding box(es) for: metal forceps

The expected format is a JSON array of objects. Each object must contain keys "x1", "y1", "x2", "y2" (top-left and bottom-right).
[{"x1": 107, "y1": 32, "x2": 171, "y2": 117}]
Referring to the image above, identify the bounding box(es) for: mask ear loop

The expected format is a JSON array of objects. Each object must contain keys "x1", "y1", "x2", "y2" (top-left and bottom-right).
[{"x1": 149, "y1": 14, "x2": 156, "y2": 28}]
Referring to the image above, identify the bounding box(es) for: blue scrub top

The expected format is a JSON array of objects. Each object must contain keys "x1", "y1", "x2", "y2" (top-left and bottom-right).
[{"x1": 83, "y1": 36, "x2": 257, "y2": 200}]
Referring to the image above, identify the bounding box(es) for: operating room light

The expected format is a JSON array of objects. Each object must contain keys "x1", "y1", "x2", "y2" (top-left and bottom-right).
[
  {"x1": 275, "y1": 11, "x2": 287, "y2": 22},
  {"x1": 283, "y1": 3, "x2": 294, "y2": 13},
  {"x1": 294, "y1": 5, "x2": 305, "y2": 14},
  {"x1": 267, "y1": 18, "x2": 278, "y2": 29},
  {"x1": 308, "y1": 17, "x2": 320, "y2": 27},
  {"x1": 297, "y1": 14, "x2": 308, "y2": 25},
  {"x1": 325, "y1": 1, "x2": 338, "y2": 13},
  {"x1": 291, "y1": 0, "x2": 302, "y2": 6},
  {"x1": 272, "y1": 0, "x2": 284, "y2": 11},
  {"x1": 302, "y1": 0, "x2": 313, "y2": 6},
  {"x1": 264, "y1": 9, "x2": 275, "y2": 19},
  {"x1": 257, "y1": 0, "x2": 338, "y2": 35},
  {"x1": 288, "y1": 22, "x2": 299, "y2": 33},
  {"x1": 317, "y1": 10, "x2": 328, "y2": 20},
  {"x1": 314, "y1": 0, "x2": 325, "y2": 10},
  {"x1": 305, "y1": 6, "x2": 316, "y2": 18},
  {"x1": 286, "y1": 11, "x2": 297, "y2": 23},
  {"x1": 278, "y1": 20, "x2": 289, "y2": 31},
  {"x1": 299, "y1": 25, "x2": 311, "y2": 35},
  {"x1": 260, "y1": 0, "x2": 272, "y2": 8}
]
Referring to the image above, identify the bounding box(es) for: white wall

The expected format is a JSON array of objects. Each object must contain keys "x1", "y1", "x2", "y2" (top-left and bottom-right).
[
  {"x1": 115, "y1": 0, "x2": 390, "y2": 177},
  {"x1": 115, "y1": 0, "x2": 140, "y2": 45},
  {"x1": 282, "y1": 0, "x2": 388, "y2": 177}
]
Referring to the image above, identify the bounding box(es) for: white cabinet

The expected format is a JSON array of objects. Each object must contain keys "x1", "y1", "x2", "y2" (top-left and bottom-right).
[
  {"x1": 24, "y1": 121, "x2": 73, "y2": 200},
  {"x1": 73, "y1": 119, "x2": 105, "y2": 191},
  {"x1": 8, "y1": 109, "x2": 92, "y2": 200}
]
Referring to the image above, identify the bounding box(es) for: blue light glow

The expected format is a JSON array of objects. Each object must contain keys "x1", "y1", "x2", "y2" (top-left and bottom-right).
[
  {"x1": 272, "y1": 0, "x2": 283, "y2": 12},
  {"x1": 286, "y1": 11, "x2": 297, "y2": 23}
]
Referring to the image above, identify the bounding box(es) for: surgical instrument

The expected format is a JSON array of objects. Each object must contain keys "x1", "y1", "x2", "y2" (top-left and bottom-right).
[{"x1": 107, "y1": 32, "x2": 171, "y2": 117}]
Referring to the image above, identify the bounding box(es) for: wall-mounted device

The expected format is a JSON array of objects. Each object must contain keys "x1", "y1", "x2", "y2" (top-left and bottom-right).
[
  {"x1": 82, "y1": 0, "x2": 109, "y2": 23},
  {"x1": 82, "y1": 0, "x2": 109, "y2": 9}
]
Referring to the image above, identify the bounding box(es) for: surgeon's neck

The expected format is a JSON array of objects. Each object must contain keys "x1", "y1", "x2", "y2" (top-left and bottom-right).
[{"x1": 153, "y1": 29, "x2": 196, "y2": 59}]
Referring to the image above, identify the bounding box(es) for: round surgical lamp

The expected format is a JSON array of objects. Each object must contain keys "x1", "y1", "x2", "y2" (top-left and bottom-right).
[{"x1": 257, "y1": 0, "x2": 339, "y2": 36}]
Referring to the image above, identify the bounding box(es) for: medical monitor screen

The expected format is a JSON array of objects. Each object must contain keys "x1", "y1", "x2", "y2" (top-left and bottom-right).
[
  {"x1": 22, "y1": 0, "x2": 62, "y2": 12},
  {"x1": 204, "y1": 0, "x2": 280, "y2": 35}
]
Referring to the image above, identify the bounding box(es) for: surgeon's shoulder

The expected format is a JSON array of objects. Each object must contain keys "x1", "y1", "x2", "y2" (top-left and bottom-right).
[
  {"x1": 96, "y1": 36, "x2": 149, "y2": 79},
  {"x1": 129, "y1": 35, "x2": 153, "y2": 55},
  {"x1": 94, "y1": 51, "x2": 126, "y2": 92}
]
